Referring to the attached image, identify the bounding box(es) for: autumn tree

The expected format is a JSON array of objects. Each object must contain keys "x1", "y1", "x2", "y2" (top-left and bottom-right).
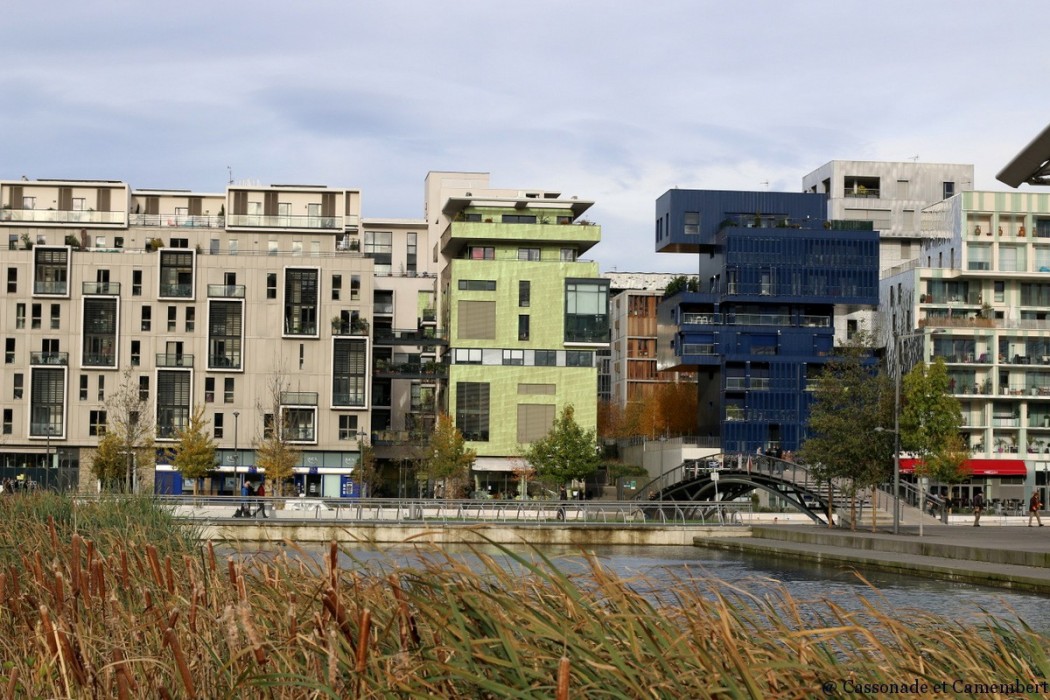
[
  {"x1": 355, "y1": 437, "x2": 378, "y2": 498},
  {"x1": 901, "y1": 357, "x2": 967, "y2": 486},
  {"x1": 170, "y1": 405, "x2": 217, "y2": 498},
  {"x1": 798, "y1": 335, "x2": 894, "y2": 530},
  {"x1": 89, "y1": 429, "x2": 126, "y2": 490},
  {"x1": 104, "y1": 367, "x2": 156, "y2": 493},
  {"x1": 422, "y1": 413, "x2": 475, "y2": 499},
  {"x1": 254, "y1": 371, "x2": 300, "y2": 498},
  {"x1": 523, "y1": 404, "x2": 601, "y2": 489}
]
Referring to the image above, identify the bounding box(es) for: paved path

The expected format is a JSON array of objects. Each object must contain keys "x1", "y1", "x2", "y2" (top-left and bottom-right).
[{"x1": 695, "y1": 523, "x2": 1050, "y2": 594}]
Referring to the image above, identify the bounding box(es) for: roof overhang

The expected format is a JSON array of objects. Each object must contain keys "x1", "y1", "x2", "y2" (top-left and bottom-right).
[{"x1": 997, "y1": 122, "x2": 1050, "y2": 187}]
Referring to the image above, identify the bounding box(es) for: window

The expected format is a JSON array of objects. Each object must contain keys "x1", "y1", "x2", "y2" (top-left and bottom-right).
[
  {"x1": 169, "y1": 237, "x2": 188, "y2": 249},
  {"x1": 350, "y1": 274, "x2": 360, "y2": 300},
  {"x1": 31, "y1": 303, "x2": 41, "y2": 329},
  {"x1": 995, "y1": 280, "x2": 1005, "y2": 303},
  {"x1": 943, "y1": 182, "x2": 955, "y2": 199},
  {"x1": 458, "y1": 280, "x2": 497, "y2": 291},
  {"x1": 5, "y1": 338, "x2": 14, "y2": 364},
  {"x1": 224, "y1": 377, "x2": 234, "y2": 403},
  {"x1": 468, "y1": 246, "x2": 495, "y2": 260},
  {"x1": 83, "y1": 297, "x2": 117, "y2": 367},
  {"x1": 80, "y1": 375, "x2": 88, "y2": 401},
  {"x1": 157, "y1": 371, "x2": 190, "y2": 439},
  {"x1": 283, "y1": 407, "x2": 316, "y2": 442},
  {"x1": 139, "y1": 376, "x2": 149, "y2": 401},
  {"x1": 284, "y1": 268, "x2": 318, "y2": 335},
  {"x1": 205, "y1": 377, "x2": 215, "y2": 403},
  {"x1": 333, "y1": 338, "x2": 367, "y2": 407},
  {"x1": 456, "y1": 382, "x2": 490, "y2": 441},
  {"x1": 332, "y1": 274, "x2": 342, "y2": 300},
  {"x1": 535, "y1": 350, "x2": 557, "y2": 366},
  {"x1": 502, "y1": 214, "x2": 536, "y2": 224},
  {"x1": 30, "y1": 367, "x2": 64, "y2": 437},
  {"x1": 683, "y1": 212, "x2": 700, "y2": 235},
  {"x1": 518, "y1": 404, "x2": 555, "y2": 443},
  {"x1": 406, "y1": 232, "x2": 417, "y2": 275},
  {"x1": 50, "y1": 304, "x2": 60, "y2": 329},
  {"x1": 2, "y1": 409, "x2": 10, "y2": 435},
  {"x1": 518, "y1": 248, "x2": 540, "y2": 261},
  {"x1": 167, "y1": 306, "x2": 177, "y2": 332},
  {"x1": 263, "y1": 413, "x2": 274, "y2": 439},
  {"x1": 131, "y1": 340, "x2": 141, "y2": 366},
  {"x1": 185, "y1": 307, "x2": 195, "y2": 332},
  {"x1": 519, "y1": 281, "x2": 530, "y2": 307},
  {"x1": 518, "y1": 314, "x2": 530, "y2": 341},
  {"x1": 566, "y1": 350, "x2": 593, "y2": 367},
  {"x1": 6, "y1": 236, "x2": 15, "y2": 251},
  {"x1": 846, "y1": 319, "x2": 858, "y2": 340},
  {"x1": 214, "y1": 413, "x2": 224, "y2": 439},
  {"x1": 141, "y1": 306, "x2": 151, "y2": 331},
  {"x1": 13, "y1": 373, "x2": 23, "y2": 399},
  {"x1": 454, "y1": 348, "x2": 482, "y2": 364},
  {"x1": 34, "y1": 248, "x2": 69, "y2": 295},
  {"x1": 338, "y1": 414, "x2": 359, "y2": 440},
  {"x1": 114, "y1": 237, "x2": 124, "y2": 249},
  {"x1": 132, "y1": 269, "x2": 142, "y2": 296},
  {"x1": 89, "y1": 410, "x2": 107, "y2": 436},
  {"x1": 159, "y1": 250, "x2": 194, "y2": 298},
  {"x1": 502, "y1": 349, "x2": 524, "y2": 366},
  {"x1": 97, "y1": 375, "x2": 105, "y2": 402},
  {"x1": 15, "y1": 303, "x2": 25, "y2": 329},
  {"x1": 363, "y1": 231, "x2": 392, "y2": 275},
  {"x1": 565, "y1": 279, "x2": 610, "y2": 343},
  {"x1": 209, "y1": 300, "x2": 243, "y2": 369},
  {"x1": 7, "y1": 267, "x2": 16, "y2": 293}
]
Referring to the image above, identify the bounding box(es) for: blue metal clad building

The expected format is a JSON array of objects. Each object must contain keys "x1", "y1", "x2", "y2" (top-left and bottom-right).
[{"x1": 655, "y1": 189, "x2": 880, "y2": 453}]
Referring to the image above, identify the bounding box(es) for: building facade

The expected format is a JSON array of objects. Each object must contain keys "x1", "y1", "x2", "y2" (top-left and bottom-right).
[
  {"x1": 1, "y1": 178, "x2": 374, "y2": 497},
  {"x1": 426, "y1": 172, "x2": 606, "y2": 493},
  {"x1": 654, "y1": 189, "x2": 881, "y2": 454}
]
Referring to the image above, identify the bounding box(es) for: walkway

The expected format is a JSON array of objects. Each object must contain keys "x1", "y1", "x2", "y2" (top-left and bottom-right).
[{"x1": 694, "y1": 522, "x2": 1050, "y2": 594}]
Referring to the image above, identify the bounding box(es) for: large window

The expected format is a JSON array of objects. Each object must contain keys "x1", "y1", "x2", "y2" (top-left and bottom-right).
[
  {"x1": 284, "y1": 268, "x2": 319, "y2": 335},
  {"x1": 208, "y1": 301, "x2": 243, "y2": 369},
  {"x1": 333, "y1": 338, "x2": 368, "y2": 407},
  {"x1": 30, "y1": 367, "x2": 65, "y2": 437},
  {"x1": 34, "y1": 248, "x2": 69, "y2": 296},
  {"x1": 456, "y1": 382, "x2": 490, "y2": 442},
  {"x1": 565, "y1": 279, "x2": 610, "y2": 343},
  {"x1": 83, "y1": 298, "x2": 117, "y2": 367},
  {"x1": 157, "y1": 370, "x2": 190, "y2": 439},
  {"x1": 364, "y1": 231, "x2": 392, "y2": 275},
  {"x1": 158, "y1": 250, "x2": 194, "y2": 298}
]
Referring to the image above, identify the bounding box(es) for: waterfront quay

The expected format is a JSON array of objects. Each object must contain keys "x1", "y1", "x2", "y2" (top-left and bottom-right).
[
  {"x1": 695, "y1": 524, "x2": 1050, "y2": 594},
  {"x1": 169, "y1": 496, "x2": 749, "y2": 547}
]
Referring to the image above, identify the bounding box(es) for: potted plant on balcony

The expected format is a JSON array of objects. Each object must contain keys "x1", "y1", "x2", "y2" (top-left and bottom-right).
[
  {"x1": 20, "y1": 233, "x2": 32, "y2": 250},
  {"x1": 350, "y1": 317, "x2": 369, "y2": 334},
  {"x1": 331, "y1": 316, "x2": 345, "y2": 334}
]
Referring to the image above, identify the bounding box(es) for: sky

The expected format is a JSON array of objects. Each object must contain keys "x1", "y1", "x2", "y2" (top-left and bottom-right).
[{"x1": 2, "y1": 1, "x2": 1049, "y2": 274}]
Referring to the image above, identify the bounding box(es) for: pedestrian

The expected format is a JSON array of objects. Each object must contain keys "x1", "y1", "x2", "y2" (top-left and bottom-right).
[
  {"x1": 238, "y1": 480, "x2": 252, "y2": 517},
  {"x1": 254, "y1": 480, "x2": 267, "y2": 518},
  {"x1": 1028, "y1": 491, "x2": 1044, "y2": 527},
  {"x1": 973, "y1": 490, "x2": 984, "y2": 527}
]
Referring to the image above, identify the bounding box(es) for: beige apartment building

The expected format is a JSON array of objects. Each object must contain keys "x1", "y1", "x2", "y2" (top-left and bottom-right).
[{"x1": 1, "y1": 178, "x2": 376, "y2": 498}]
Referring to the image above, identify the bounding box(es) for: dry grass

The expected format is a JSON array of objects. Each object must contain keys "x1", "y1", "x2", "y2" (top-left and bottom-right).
[{"x1": 0, "y1": 493, "x2": 1047, "y2": 698}]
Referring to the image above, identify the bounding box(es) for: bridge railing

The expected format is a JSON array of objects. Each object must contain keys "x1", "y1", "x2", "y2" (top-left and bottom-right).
[{"x1": 155, "y1": 495, "x2": 750, "y2": 527}]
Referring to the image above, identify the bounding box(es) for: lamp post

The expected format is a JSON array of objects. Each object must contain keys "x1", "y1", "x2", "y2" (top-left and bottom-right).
[
  {"x1": 45, "y1": 424, "x2": 53, "y2": 491},
  {"x1": 233, "y1": 411, "x2": 240, "y2": 493}
]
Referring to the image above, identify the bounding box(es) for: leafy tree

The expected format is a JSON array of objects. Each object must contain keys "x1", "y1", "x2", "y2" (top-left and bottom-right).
[
  {"x1": 423, "y1": 413, "x2": 475, "y2": 499},
  {"x1": 355, "y1": 437, "x2": 378, "y2": 498},
  {"x1": 90, "y1": 429, "x2": 126, "y2": 489},
  {"x1": 900, "y1": 357, "x2": 966, "y2": 486},
  {"x1": 523, "y1": 404, "x2": 601, "y2": 489},
  {"x1": 254, "y1": 370, "x2": 300, "y2": 498},
  {"x1": 170, "y1": 405, "x2": 217, "y2": 498},
  {"x1": 798, "y1": 335, "x2": 894, "y2": 530},
  {"x1": 663, "y1": 275, "x2": 688, "y2": 298},
  {"x1": 105, "y1": 367, "x2": 155, "y2": 492}
]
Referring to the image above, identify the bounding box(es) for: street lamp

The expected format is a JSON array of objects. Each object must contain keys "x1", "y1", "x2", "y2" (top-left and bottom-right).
[
  {"x1": 233, "y1": 411, "x2": 240, "y2": 495},
  {"x1": 45, "y1": 424, "x2": 53, "y2": 491}
]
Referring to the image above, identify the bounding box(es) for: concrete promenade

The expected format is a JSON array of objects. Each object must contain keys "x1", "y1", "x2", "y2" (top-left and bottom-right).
[{"x1": 694, "y1": 521, "x2": 1050, "y2": 594}]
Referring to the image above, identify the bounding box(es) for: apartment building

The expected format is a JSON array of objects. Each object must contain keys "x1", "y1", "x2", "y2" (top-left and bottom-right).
[
  {"x1": 654, "y1": 189, "x2": 880, "y2": 453},
  {"x1": 426, "y1": 172, "x2": 606, "y2": 493},
  {"x1": 882, "y1": 189, "x2": 1050, "y2": 507},
  {"x1": 0, "y1": 178, "x2": 374, "y2": 497}
]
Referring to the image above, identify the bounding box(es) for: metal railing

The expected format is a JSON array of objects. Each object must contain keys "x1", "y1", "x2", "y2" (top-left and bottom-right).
[{"x1": 160, "y1": 496, "x2": 750, "y2": 526}]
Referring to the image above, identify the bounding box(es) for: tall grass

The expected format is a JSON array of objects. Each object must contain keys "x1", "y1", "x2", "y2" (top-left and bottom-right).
[{"x1": 0, "y1": 494, "x2": 1046, "y2": 697}]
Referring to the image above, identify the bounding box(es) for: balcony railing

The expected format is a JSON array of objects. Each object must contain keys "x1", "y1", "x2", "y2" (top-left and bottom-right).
[
  {"x1": 332, "y1": 393, "x2": 367, "y2": 408},
  {"x1": 130, "y1": 214, "x2": 224, "y2": 228},
  {"x1": 31, "y1": 352, "x2": 68, "y2": 365},
  {"x1": 281, "y1": 392, "x2": 318, "y2": 406},
  {"x1": 82, "y1": 281, "x2": 121, "y2": 295},
  {"x1": 373, "y1": 362, "x2": 448, "y2": 378},
  {"x1": 208, "y1": 354, "x2": 241, "y2": 370},
  {"x1": 83, "y1": 353, "x2": 116, "y2": 367},
  {"x1": 373, "y1": 328, "x2": 448, "y2": 344},
  {"x1": 844, "y1": 188, "x2": 880, "y2": 198},
  {"x1": 2, "y1": 209, "x2": 124, "y2": 224},
  {"x1": 30, "y1": 422, "x2": 63, "y2": 438},
  {"x1": 156, "y1": 354, "x2": 194, "y2": 368},
  {"x1": 681, "y1": 343, "x2": 718, "y2": 356},
  {"x1": 227, "y1": 214, "x2": 342, "y2": 230},
  {"x1": 332, "y1": 322, "x2": 370, "y2": 336},
  {"x1": 159, "y1": 283, "x2": 193, "y2": 298},
  {"x1": 284, "y1": 427, "x2": 317, "y2": 442},
  {"x1": 421, "y1": 308, "x2": 437, "y2": 322},
  {"x1": 33, "y1": 281, "x2": 68, "y2": 295},
  {"x1": 207, "y1": 284, "x2": 245, "y2": 298}
]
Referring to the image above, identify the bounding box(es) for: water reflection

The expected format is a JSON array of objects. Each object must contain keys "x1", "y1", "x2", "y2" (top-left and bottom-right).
[{"x1": 241, "y1": 542, "x2": 1050, "y2": 634}]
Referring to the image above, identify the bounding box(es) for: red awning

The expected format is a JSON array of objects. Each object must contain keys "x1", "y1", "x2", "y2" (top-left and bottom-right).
[{"x1": 899, "y1": 458, "x2": 1027, "y2": 476}]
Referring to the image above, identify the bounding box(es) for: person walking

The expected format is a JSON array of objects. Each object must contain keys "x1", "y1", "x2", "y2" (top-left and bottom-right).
[
  {"x1": 254, "y1": 480, "x2": 268, "y2": 518},
  {"x1": 1028, "y1": 491, "x2": 1044, "y2": 527},
  {"x1": 972, "y1": 490, "x2": 984, "y2": 527}
]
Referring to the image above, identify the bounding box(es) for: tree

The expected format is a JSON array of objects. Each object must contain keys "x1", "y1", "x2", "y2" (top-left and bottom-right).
[
  {"x1": 105, "y1": 367, "x2": 156, "y2": 492},
  {"x1": 523, "y1": 404, "x2": 601, "y2": 490},
  {"x1": 798, "y1": 335, "x2": 894, "y2": 530},
  {"x1": 90, "y1": 429, "x2": 125, "y2": 489},
  {"x1": 355, "y1": 437, "x2": 378, "y2": 498},
  {"x1": 170, "y1": 405, "x2": 217, "y2": 498},
  {"x1": 255, "y1": 371, "x2": 300, "y2": 498},
  {"x1": 900, "y1": 357, "x2": 967, "y2": 486},
  {"x1": 423, "y1": 413, "x2": 475, "y2": 499}
]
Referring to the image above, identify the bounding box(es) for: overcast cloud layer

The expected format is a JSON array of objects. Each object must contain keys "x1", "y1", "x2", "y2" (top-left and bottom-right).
[{"x1": 2, "y1": 1, "x2": 1048, "y2": 273}]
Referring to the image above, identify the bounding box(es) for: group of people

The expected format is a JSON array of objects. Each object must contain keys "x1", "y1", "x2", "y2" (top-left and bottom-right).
[
  {"x1": 970, "y1": 490, "x2": 1045, "y2": 527},
  {"x1": 235, "y1": 480, "x2": 267, "y2": 518},
  {"x1": 0, "y1": 477, "x2": 37, "y2": 494}
]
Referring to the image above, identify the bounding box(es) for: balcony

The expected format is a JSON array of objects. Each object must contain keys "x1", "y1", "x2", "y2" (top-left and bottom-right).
[
  {"x1": 31, "y1": 351, "x2": 68, "y2": 366},
  {"x1": 130, "y1": 214, "x2": 224, "y2": 228},
  {"x1": 1, "y1": 209, "x2": 125, "y2": 225},
  {"x1": 332, "y1": 320, "x2": 370, "y2": 336},
  {"x1": 226, "y1": 214, "x2": 342, "y2": 230},
  {"x1": 160, "y1": 283, "x2": 193, "y2": 298},
  {"x1": 332, "y1": 393, "x2": 366, "y2": 408},
  {"x1": 156, "y1": 354, "x2": 194, "y2": 368},
  {"x1": 83, "y1": 352, "x2": 116, "y2": 367},
  {"x1": 208, "y1": 353, "x2": 241, "y2": 370},
  {"x1": 372, "y1": 327, "x2": 448, "y2": 345},
  {"x1": 207, "y1": 284, "x2": 245, "y2": 298},
  {"x1": 82, "y1": 281, "x2": 121, "y2": 295},
  {"x1": 373, "y1": 360, "x2": 447, "y2": 379},
  {"x1": 421, "y1": 308, "x2": 437, "y2": 323},
  {"x1": 34, "y1": 280, "x2": 68, "y2": 295},
  {"x1": 281, "y1": 391, "x2": 318, "y2": 406},
  {"x1": 681, "y1": 343, "x2": 717, "y2": 356}
]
